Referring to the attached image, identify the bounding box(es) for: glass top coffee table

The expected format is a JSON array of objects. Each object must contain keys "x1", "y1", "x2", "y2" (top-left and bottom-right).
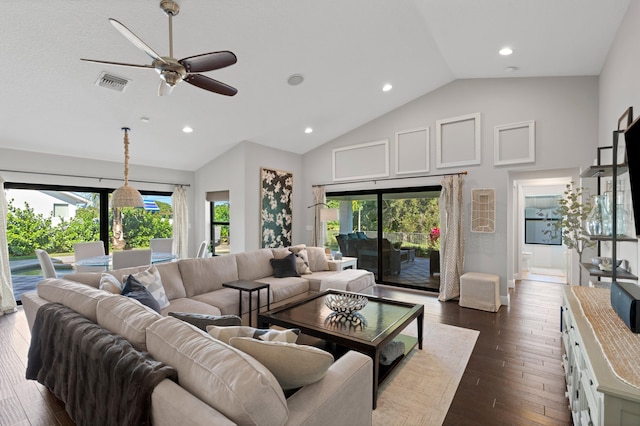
[{"x1": 258, "y1": 290, "x2": 424, "y2": 409}]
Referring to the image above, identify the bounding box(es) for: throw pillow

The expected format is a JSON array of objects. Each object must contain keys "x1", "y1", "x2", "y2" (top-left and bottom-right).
[
  {"x1": 295, "y1": 249, "x2": 312, "y2": 275},
  {"x1": 269, "y1": 252, "x2": 300, "y2": 278},
  {"x1": 168, "y1": 312, "x2": 242, "y2": 331},
  {"x1": 229, "y1": 337, "x2": 334, "y2": 390},
  {"x1": 207, "y1": 325, "x2": 300, "y2": 344},
  {"x1": 306, "y1": 247, "x2": 330, "y2": 272},
  {"x1": 99, "y1": 273, "x2": 122, "y2": 294},
  {"x1": 123, "y1": 265, "x2": 170, "y2": 309},
  {"x1": 121, "y1": 275, "x2": 162, "y2": 313}
]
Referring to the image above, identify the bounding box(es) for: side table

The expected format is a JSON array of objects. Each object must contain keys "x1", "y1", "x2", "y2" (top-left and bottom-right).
[
  {"x1": 328, "y1": 256, "x2": 358, "y2": 271},
  {"x1": 222, "y1": 280, "x2": 270, "y2": 327}
]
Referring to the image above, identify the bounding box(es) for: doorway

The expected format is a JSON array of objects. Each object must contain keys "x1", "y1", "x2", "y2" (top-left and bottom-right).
[{"x1": 508, "y1": 170, "x2": 579, "y2": 288}]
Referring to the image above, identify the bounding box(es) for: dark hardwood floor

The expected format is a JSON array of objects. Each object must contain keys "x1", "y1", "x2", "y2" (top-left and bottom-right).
[{"x1": 0, "y1": 279, "x2": 570, "y2": 425}]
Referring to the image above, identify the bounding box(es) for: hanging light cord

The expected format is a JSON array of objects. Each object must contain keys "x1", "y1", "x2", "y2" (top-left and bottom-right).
[{"x1": 122, "y1": 127, "x2": 131, "y2": 186}]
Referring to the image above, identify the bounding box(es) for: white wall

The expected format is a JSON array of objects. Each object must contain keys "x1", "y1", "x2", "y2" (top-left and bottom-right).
[
  {"x1": 301, "y1": 76, "x2": 599, "y2": 299},
  {"x1": 194, "y1": 141, "x2": 303, "y2": 253},
  {"x1": 0, "y1": 147, "x2": 197, "y2": 254},
  {"x1": 598, "y1": 0, "x2": 640, "y2": 279}
]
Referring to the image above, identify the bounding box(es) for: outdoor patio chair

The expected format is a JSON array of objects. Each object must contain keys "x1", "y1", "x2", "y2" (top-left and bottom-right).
[
  {"x1": 35, "y1": 249, "x2": 57, "y2": 279},
  {"x1": 150, "y1": 238, "x2": 173, "y2": 254},
  {"x1": 112, "y1": 249, "x2": 152, "y2": 270}
]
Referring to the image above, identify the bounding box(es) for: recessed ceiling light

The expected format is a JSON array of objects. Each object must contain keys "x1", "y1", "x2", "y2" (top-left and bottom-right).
[
  {"x1": 182, "y1": 126, "x2": 193, "y2": 133},
  {"x1": 505, "y1": 66, "x2": 519, "y2": 72},
  {"x1": 499, "y1": 47, "x2": 513, "y2": 56},
  {"x1": 304, "y1": 127, "x2": 313, "y2": 134},
  {"x1": 382, "y1": 83, "x2": 393, "y2": 92},
  {"x1": 140, "y1": 117, "x2": 150, "y2": 123},
  {"x1": 288, "y1": 74, "x2": 305, "y2": 86}
]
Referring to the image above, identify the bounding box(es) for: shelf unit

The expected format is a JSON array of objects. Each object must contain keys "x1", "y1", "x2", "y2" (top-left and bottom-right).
[{"x1": 580, "y1": 129, "x2": 635, "y2": 284}]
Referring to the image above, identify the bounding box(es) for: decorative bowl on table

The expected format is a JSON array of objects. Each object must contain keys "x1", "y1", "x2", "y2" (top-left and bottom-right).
[
  {"x1": 324, "y1": 293, "x2": 368, "y2": 314},
  {"x1": 591, "y1": 257, "x2": 623, "y2": 267}
]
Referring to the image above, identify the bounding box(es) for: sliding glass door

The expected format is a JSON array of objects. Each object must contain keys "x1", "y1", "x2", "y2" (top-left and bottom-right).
[{"x1": 327, "y1": 186, "x2": 441, "y2": 291}]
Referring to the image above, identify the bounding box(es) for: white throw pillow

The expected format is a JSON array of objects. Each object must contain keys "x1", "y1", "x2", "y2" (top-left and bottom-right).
[
  {"x1": 207, "y1": 325, "x2": 300, "y2": 344},
  {"x1": 295, "y1": 249, "x2": 312, "y2": 275},
  {"x1": 229, "y1": 337, "x2": 334, "y2": 390},
  {"x1": 306, "y1": 247, "x2": 330, "y2": 272},
  {"x1": 123, "y1": 265, "x2": 170, "y2": 309},
  {"x1": 99, "y1": 273, "x2": 122, "y2": 294}
]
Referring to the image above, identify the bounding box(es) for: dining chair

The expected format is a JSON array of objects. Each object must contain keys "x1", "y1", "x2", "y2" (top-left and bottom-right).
[
  {"x1": 112, "y1": 249, "x2": 152, "y2": 270},
  {"x1": 35, "y1": 249, "x2": 57, "y2": 278},
  {"x1": 73, "y1": 241, "x2": 105, "y2": 260},
  {"x1": 150, "y1": 238, "x2": 173, "y2": 254},
  {"x1": 196, "y1": 240, "x2": 208, "y2": 258}
]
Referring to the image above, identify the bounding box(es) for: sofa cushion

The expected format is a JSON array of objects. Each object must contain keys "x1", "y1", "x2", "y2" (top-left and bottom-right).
[
  {"x1": 146, "y1": 316, "x2": 288, "y2": 426},
  {"x1": 124, "y1": 265, "x2": 170, "y2": 309},
  {"x1": 178, "y1": 256, "x2": 239, "y2": 298},
  {"x1": 306, "y1": 247, "x2": 330, "y2": 272},
  {"x1": 229, "y1": 337, "x2": 334, "y2": 390},
  {"x1": 294, "y1": 249, "x2": 312, "y2": 275},
  {"x1": 121, "y1": 275, "x2": 162, "y2": 313},
  {"x1": 160, "y1": 297, "x2": 223, "y2": 317},
  {"x1": 168, "y1": 312, "x2": 241, "y2": 331},
  {"x1": 271, "y1": 247, "x2": 291, "y2": 259},
  {"x1": 287, "y1": 244, "x2": 307, "y2": 254},
  {"x1": 270, "y1": 253, "x2": 300, "y2": 278},
  {"x1": 96, "y1": 295, "x2": 162, "y2": 351},
  {"x1": 235, "y1": 249, "x2": 275, "y2": 281},
  {"x1": 37, "y1": 278, "x2": 110, "y2": 322},
  {"x1": 62, "y1": 272, "x2": 102, "y2": 288},
  {"x1": 153, "y1": 262, "x2": 187, "y2": 300},
  {"x1": 255, "y1": 276, "x2": 310, "y2": 304},
  {"x1": 99, "y1": 273, "x2": 122, "y2": 294},
  {"x1": 192, "y1": 287, "x2": 269, "y2": 316},
  {"x1": 207, "y1": 325, "x2": 300, "y2": 344}
]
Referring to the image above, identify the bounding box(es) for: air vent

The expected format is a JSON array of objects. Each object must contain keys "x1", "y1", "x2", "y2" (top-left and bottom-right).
[{"x1": 95, "y1": 72, "x2": 130, "y2": 92}]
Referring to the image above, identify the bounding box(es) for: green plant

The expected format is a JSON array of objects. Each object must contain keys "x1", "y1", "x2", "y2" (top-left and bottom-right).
[{"x1": 542, "y1": 182, "x2": 596, "y2": 282}]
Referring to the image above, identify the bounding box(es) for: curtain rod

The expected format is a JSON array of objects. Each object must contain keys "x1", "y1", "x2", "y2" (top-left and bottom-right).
[
  {"x1": 0, "y1": 169, "x2": 190, "y2": 187},
  {"x1": 312, "y1": 171, "x2": 467, "y2": 187}
]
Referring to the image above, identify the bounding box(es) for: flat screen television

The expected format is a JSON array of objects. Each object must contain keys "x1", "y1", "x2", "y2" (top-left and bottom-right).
[{"x1": 623, "y1": 116, "x2": 640, "y2": 237}]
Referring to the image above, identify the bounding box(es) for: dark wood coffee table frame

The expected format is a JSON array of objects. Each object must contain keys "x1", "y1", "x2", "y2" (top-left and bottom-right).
[{"x1": 258, "y1": 290, "x2": 424, "y2": 409}]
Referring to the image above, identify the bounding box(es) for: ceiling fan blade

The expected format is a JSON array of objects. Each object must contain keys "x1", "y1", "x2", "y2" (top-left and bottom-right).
[
  {"x1": 184, "y1": 74, "x2": 237, "y2": 96},
  {"x1": 179, "y1": 51, "x2": 237, "y2": 73},
  {"x1": 109, "y1": 18, "x2": 167, "y2": 64},
  {"x1": 81, "y1": 58, "x2": 155, "y2": 69},
  {"x1": 158, "y1": 80, "x2": 175, "y2": 96}
]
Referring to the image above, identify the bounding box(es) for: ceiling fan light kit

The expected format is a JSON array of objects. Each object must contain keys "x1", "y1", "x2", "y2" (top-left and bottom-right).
[
  {"x1": 111, "y1": 127, "x2": 145, "y2": 209},
  {"x1": 81, "y1": 0, "x2": 237, "y2": 97}
]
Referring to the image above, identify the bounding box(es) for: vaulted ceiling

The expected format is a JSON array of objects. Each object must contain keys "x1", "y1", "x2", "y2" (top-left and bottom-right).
[{"x1": 0, "y1": 0, "x2": 630, "y2": 171}]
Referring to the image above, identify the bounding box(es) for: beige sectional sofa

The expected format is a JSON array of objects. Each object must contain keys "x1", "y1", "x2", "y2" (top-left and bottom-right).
[{"x1": 21, "y1": 245, "x2": 376, "y2": 425}]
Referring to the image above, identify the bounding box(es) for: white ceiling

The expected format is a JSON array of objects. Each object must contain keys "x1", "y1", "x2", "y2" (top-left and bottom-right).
[{"x1": 0, "y1": 0, "x2": 630, "y2": 171}]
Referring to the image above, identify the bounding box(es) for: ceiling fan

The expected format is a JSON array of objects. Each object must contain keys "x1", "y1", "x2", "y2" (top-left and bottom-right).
[{"x1": 81, "y1": 0, "x2": 237, "y2": 97}]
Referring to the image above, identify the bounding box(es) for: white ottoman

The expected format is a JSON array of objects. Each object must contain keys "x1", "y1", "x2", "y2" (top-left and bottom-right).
[{"x1": 459, "y1": 272, "x2": 501, "y2": 312}]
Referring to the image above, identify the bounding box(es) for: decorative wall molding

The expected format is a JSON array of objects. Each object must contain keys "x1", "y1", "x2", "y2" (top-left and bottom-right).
[
  {"x1": 493, "y1": 120, "x2": 535, "y2": 166},
  {"x1": 332, "y1": 139, "x2": 389, "y2": 181},
  {"x1": 395, "y1": 127, "x2": 429, "y2": 174},
  {"x1": 471, "y1": 188, "x2": 495, "y2": 233},
  {"x1": 436, "y1": 113, "x2": 481, "y2": 168}
]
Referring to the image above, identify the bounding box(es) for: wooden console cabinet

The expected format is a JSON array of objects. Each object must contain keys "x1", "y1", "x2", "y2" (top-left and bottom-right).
[{"x1": 561, "y1": 287, "x2": 640, "y2": 425}]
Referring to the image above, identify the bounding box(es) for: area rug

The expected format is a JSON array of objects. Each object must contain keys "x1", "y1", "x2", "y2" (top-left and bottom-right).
[{"x1": 373, "y1": 321, "x2": 479, "y2": 425}]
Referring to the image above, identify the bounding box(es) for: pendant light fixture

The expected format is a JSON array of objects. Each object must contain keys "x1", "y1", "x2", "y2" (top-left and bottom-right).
[{"x1": 111, "y1": 127, "x2": 144, "y2": 208}]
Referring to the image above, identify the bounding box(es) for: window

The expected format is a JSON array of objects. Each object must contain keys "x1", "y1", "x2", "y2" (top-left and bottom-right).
[
  {"x1": 207, "y1": 191, "x2": 230, "y2": 255},
  {"x1": 524, "y1": 196, "x2": 562, "y2": 245},
  {"x1": 53, "y1": 203, "x2": 69, "y2": 218}
]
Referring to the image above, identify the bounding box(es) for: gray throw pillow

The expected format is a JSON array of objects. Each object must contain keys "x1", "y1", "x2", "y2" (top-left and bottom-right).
[
  {"x1": 121, "y1": 275, "x2": 161, "y2": 313},
  {"x1": 270, "y1": 252, "x2": 300, "y2": 278},
  {"x1": 168, "y1": 312, "x2": 242, "y2": 331}
]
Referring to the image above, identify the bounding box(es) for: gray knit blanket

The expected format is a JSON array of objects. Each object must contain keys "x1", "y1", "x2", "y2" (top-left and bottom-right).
[{"x1": 26, "y1": 303, "x2": 177, "y2": 426}]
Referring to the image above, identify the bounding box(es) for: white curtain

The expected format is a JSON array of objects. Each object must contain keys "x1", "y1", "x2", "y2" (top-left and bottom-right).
[
  {"x1": 312, "y1": 186, "x2": 325, "y2": 247},
  {"x1": 438, "y1": 174, "x2": 465, "y2": 302},
  {"x1": 0, "y1": 177, "x2": 17, "y2": 315},
  {"x1": 172, "y1": 186, "x2": 189, "y2": 259}
]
